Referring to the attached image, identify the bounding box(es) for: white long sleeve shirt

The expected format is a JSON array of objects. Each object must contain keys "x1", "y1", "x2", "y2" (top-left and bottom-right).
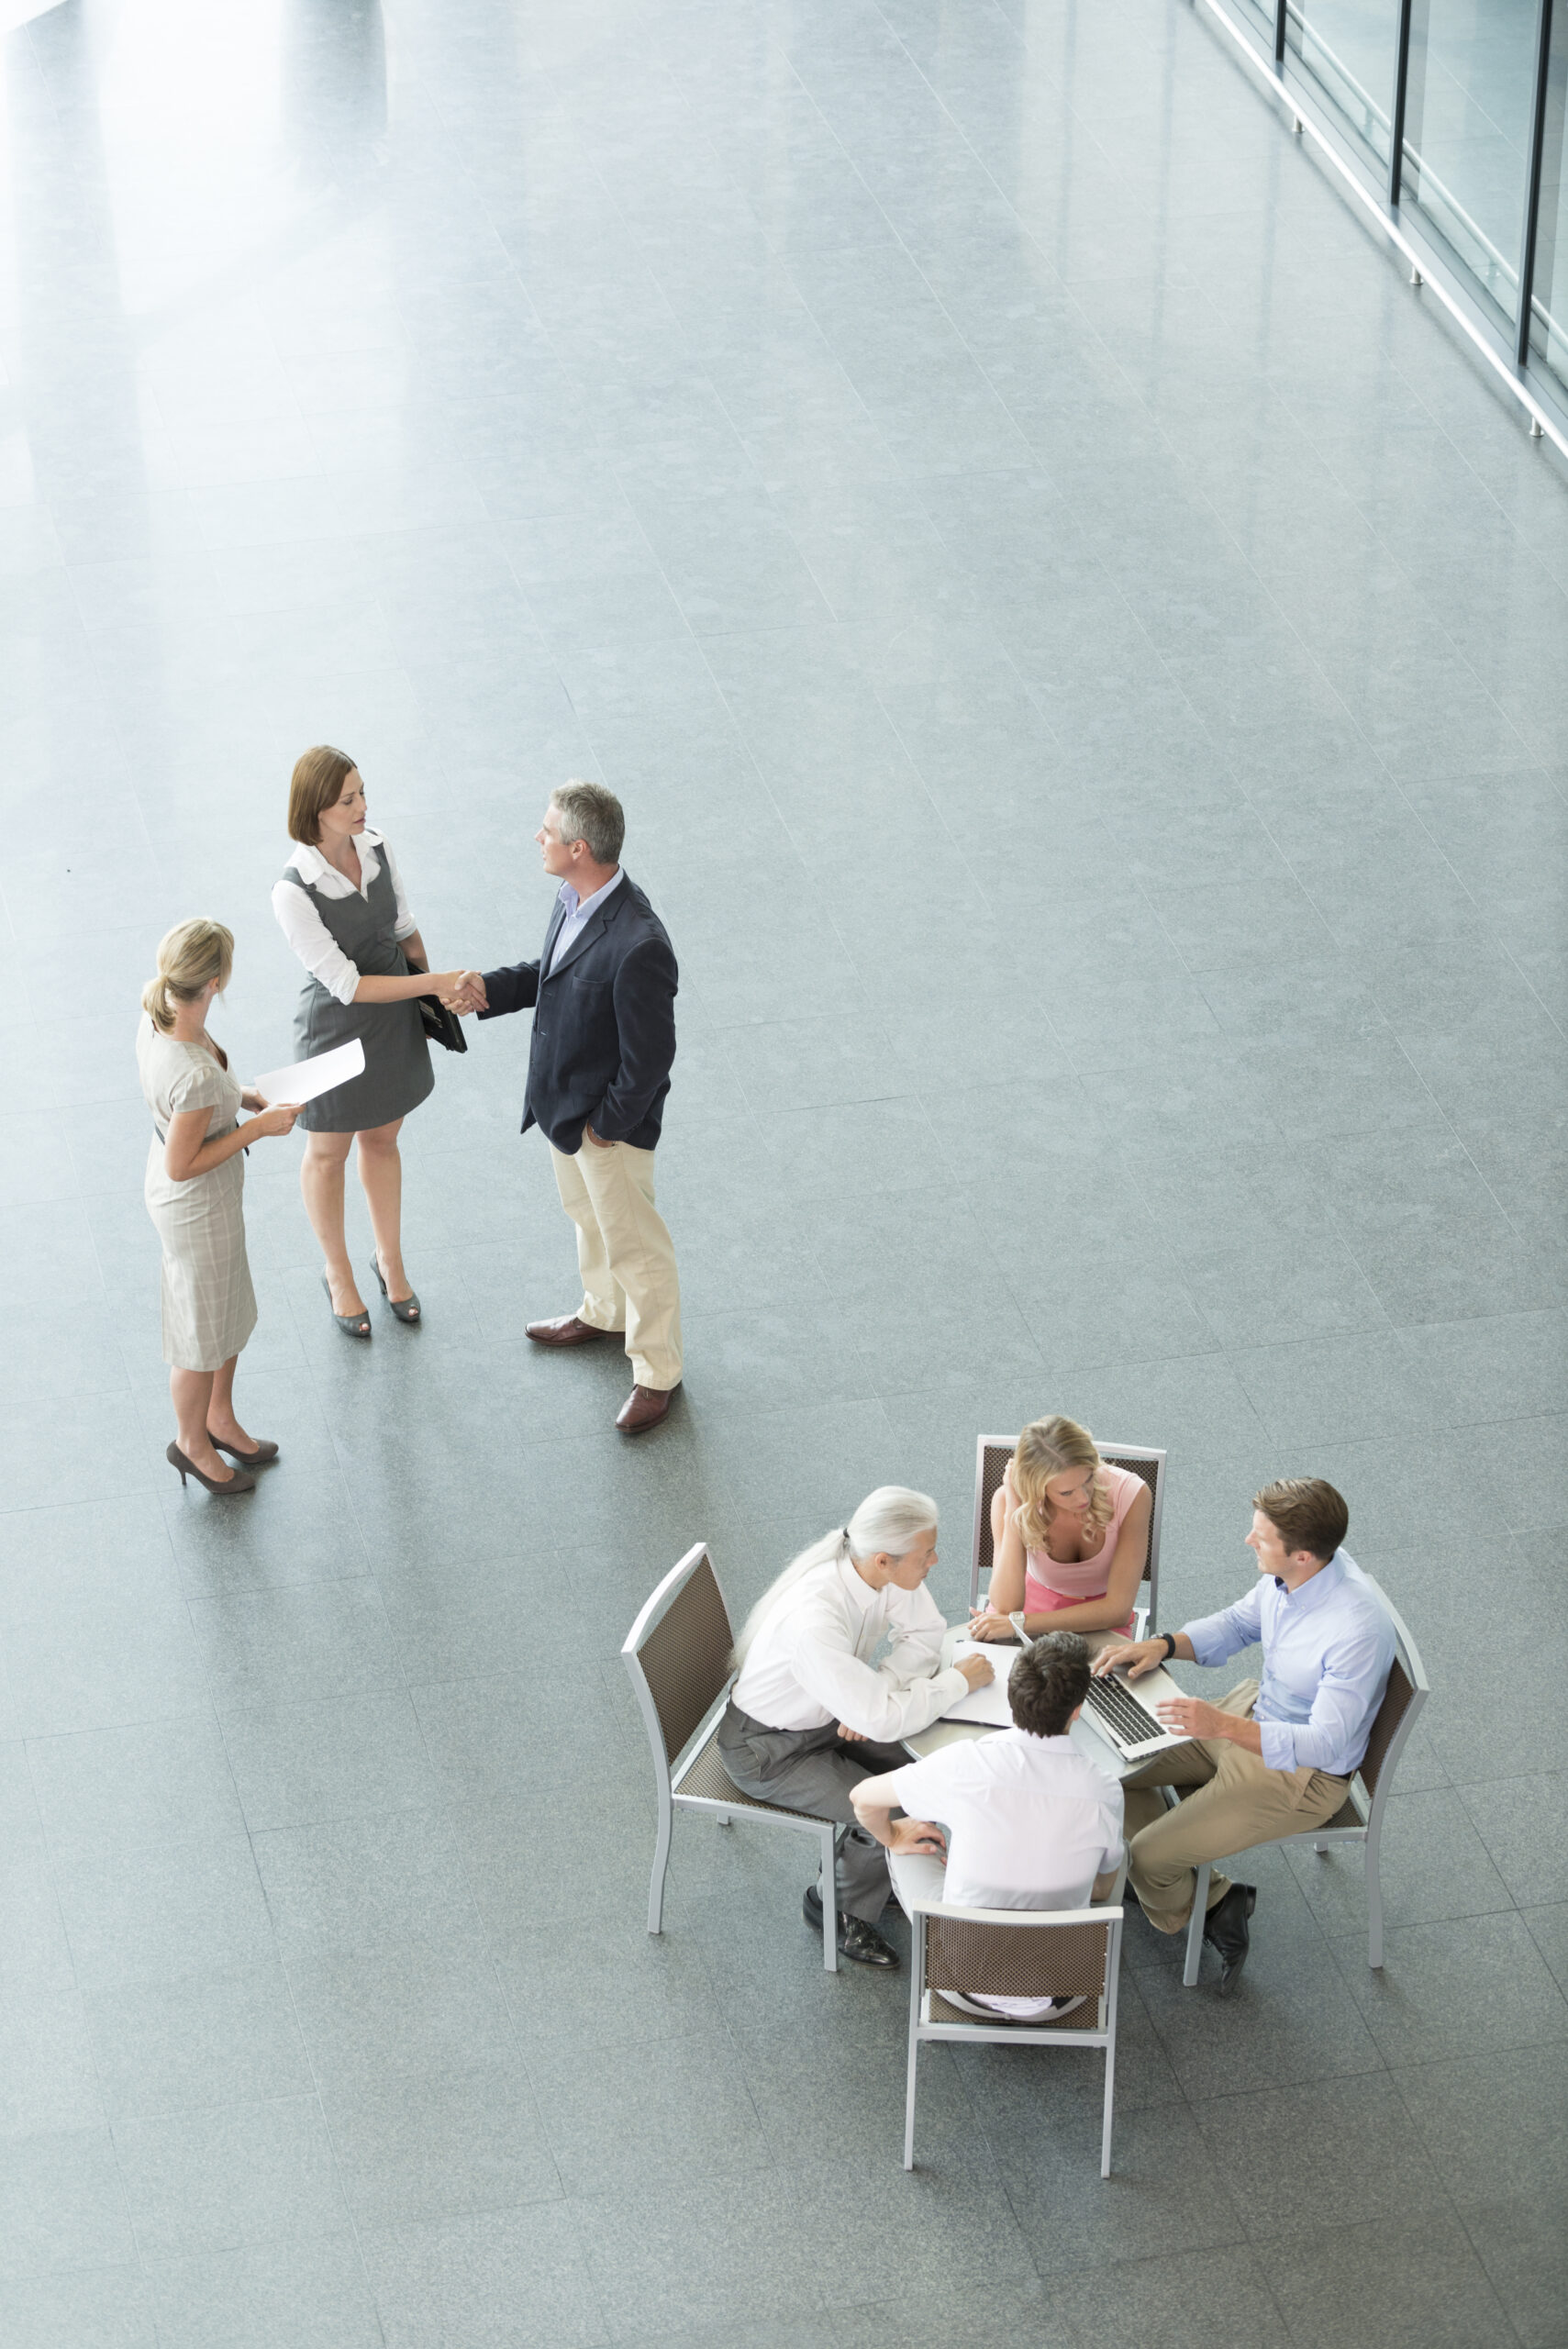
[
  {"x1": 730, "y1": 1552, "x2": 968, "y2": 1742},
  {"x1": 271, "y1": 830, "x2": 417, "y2": 1007}
]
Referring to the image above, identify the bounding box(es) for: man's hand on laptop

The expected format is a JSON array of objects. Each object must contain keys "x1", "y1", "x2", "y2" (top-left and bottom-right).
[{"x1": 1093, "y1": 1636, "x2": 1162, "y2": 1680}]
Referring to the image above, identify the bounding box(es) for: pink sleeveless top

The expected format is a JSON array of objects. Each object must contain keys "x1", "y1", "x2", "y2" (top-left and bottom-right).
[{"x1": 1023, "y1": 1463, "x2": 1144, "y2": 1630}]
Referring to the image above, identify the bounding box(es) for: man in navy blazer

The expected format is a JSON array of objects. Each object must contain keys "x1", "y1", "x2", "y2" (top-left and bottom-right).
[{"x1": 452, "y1": 782, "x2": 682, "y2": 1433}]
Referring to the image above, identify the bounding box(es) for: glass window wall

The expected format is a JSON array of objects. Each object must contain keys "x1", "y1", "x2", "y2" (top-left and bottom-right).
[
  {"x1": 1401, "y1": 0, "x2": 1540, "y2": 324},
  {"x1": 1214, "y1": 0, "x2": 1568, "y2": 437},
  {"x1": 1286, "y1": 0, "x2": 1400, "y2": 168}
]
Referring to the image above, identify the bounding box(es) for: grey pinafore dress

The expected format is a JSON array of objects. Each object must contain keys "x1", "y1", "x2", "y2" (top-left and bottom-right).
[{"x1": 281, "y1": 849, "x2": 434, "y2": 1134}]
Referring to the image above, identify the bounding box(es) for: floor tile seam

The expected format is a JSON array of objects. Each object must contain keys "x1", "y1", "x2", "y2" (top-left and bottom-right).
[
  {"x1": 1105, "y1": 1165, "x2": 1304, "y2": 1407},
  {"x1": 237, "y1": 1957, "x2": 416, "y2": 2349},
  {"x1": 1383, "y1": 2061, "x2": 1551, "y2": 2347},
  {"x1": 604, "y1": 65, "x2": 906, "y2": 533}
]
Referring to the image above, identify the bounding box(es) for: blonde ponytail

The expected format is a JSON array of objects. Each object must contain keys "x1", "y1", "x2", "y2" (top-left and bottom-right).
[{"x1": 142, "y1": 918, "x2": 234, "y2": 1032}]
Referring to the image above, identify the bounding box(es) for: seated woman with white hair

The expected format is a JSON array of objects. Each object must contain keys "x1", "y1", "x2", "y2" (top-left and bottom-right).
[{"x1": 717, "y1": 1487, "x2": 994, "y2": 1969}]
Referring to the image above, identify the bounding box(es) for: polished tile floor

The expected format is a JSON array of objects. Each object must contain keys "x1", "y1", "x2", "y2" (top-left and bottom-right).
[{"x1": 2, "y1": 0, "x2": 1567, "y2": 2342}]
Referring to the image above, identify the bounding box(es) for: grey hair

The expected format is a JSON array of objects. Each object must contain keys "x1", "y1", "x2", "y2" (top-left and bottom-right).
[
  {"x1": 732, "y1": 1485, "x2": 940, "y2": 1665},
  {"x1": 551, "y1": 778, "x2": 625, "y2": 867}
]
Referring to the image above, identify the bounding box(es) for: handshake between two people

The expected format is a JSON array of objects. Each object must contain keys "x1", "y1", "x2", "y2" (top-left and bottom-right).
[{"x1": 437, "y1": 971, "x2": 488, "y2": 1016}]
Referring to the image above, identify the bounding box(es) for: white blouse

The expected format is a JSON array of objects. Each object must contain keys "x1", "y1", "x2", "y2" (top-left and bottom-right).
[{"x1": 271, "y1": 829, "x2": 417, "y2": 1008}]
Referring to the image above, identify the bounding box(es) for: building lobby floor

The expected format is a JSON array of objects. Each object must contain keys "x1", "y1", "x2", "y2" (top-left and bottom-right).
[{"x1": 1, "y1": 0, "x2": 1566, "y2": 2343}]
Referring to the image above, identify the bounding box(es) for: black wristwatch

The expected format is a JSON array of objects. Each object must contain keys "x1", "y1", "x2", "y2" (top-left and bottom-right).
[{"x1": 1158, "y1": 1631, "x2": 1178, "y2": 1661}]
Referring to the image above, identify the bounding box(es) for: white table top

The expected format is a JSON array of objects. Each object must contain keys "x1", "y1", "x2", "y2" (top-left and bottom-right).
[{"x1": 903, "y1": 1627, "x2": 1180, "y2": 1782}]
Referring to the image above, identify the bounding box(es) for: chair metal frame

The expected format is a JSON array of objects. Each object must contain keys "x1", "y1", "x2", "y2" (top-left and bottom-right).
[
  {"x1": 970, "y1": 1433, "x2": 1167, "y2": 1637},
  {"x1": 622, "y1": 1541, "x2": 845, "y2": 1973},
  {"x1": 901, "y1": 1862, "x2": 1128, "y2": 2178},
  {"x1": 1179, "y1": 1573, "x2": 1429, "y2": 1985}
]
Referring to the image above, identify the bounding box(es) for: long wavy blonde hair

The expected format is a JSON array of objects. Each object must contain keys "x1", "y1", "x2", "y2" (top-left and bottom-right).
[{"x1": 1012, "y1": 1417, "x2": 1113, "y2": 1554}]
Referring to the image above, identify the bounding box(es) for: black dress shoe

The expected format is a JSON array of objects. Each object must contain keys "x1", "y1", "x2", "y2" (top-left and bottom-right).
[
  {"x1": 802, "y1": 1884, "x2": 900, "y2": 1968},
  {"x1": 1202, "y1": 1882, "x2": 1257, "y2": 1994}
]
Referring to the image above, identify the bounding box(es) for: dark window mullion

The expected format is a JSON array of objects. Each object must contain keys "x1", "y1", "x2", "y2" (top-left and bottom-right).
[
  {"x1": 1518, "y1": 0, "x2": 1558, "y2": 363},
  {"x1": 1389, "y1": 0, "x2": 1416, "y2": 206}
]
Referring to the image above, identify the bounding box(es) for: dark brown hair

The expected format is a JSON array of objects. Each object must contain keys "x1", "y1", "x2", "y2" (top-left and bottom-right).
[
  {"x1": 1254, "y1": 1478, "x2": 1349, "y2": 1563},
  {"x1": 288, "y1": 746, "x2": 357, "y2": 845},
  {"x1": 1009, "y1": 1630, "x2": 1092, "y2": 1738}
]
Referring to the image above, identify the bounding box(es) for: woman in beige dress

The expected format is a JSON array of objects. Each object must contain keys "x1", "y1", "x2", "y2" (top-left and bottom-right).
[{"x1": 138, "y1": 919, "x2": 302, "y2": 1496}]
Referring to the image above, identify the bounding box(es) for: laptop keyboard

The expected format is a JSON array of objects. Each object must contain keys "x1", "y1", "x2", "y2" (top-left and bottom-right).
[{"x1": 1084, "y1": 1672, "x2": 1169, "y2": 1750}]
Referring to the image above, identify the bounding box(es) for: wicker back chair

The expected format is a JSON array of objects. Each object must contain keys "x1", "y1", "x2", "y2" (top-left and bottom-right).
[
  {"x1": 970, "y1": 1433, "x2": 1166, "y2": 1635},
  {"x1": 1180, "y1": 1572, "x2": 1429, "y2": 1984},
  {"x1": 898, "y1": 1859, "x2": 1128, "y2": 2177},
  {"x1": 622, "y1": 1542, "x2": 846, "y2": 1971}
]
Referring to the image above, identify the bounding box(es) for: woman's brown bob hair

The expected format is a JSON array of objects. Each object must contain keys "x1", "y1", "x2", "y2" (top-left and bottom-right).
[{"x1": 288, "y1": 746, "x2": 358, "y2": 846}]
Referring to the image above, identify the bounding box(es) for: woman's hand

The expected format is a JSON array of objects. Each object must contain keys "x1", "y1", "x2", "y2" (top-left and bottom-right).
[
  {"x1": 968, "y1": 1609, "x2": 1017, "y2": 1642},
  {"x1": 247, "y1": 1101, "x2": 301, "y2": 1139}
]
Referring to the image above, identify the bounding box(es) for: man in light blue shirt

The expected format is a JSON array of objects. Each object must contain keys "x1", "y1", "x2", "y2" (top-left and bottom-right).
[{"x1": 1093, "y1": 1478, "x2": 1395, "y2": 1993}]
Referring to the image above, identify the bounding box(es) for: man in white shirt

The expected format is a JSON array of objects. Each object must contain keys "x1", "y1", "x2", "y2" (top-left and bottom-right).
[
  {"x1": 851, "y1": 1632, "x2": 1124, "y2": 2019},
  {"x1": 717, "y1": 1488, "x2": 993, "y2": 1968}
]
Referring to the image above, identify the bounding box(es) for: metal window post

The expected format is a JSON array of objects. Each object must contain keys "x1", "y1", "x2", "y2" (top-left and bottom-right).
[
  {"x1": 1274, "y1": 0, "x2": 1287, "y2": 68},
  {"x1": 1518, "y1": 0, "x2": 1557, "y2": 363},
  {"x1": 1389, "y1": 0, "x2": 1416, "y2": 205}
]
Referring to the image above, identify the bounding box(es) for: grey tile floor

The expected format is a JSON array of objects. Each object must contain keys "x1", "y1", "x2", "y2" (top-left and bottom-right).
[{"x1": 1, "y1": 0, "x2": 1566, "y2": 2342}]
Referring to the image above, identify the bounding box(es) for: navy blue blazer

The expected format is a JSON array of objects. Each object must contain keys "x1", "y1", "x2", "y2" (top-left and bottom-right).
[{"x1": 478, "y1": 874, "x2": 678, "y2": 1152}]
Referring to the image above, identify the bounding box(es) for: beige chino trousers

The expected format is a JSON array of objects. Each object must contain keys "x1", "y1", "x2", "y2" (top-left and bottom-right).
[
  {"x1": 1121, "y1": 1679, "x2": 1351, "y2": 1933},
  {"x1": 550, "y1": 1137, "x2": 683, "y2": 1392}
]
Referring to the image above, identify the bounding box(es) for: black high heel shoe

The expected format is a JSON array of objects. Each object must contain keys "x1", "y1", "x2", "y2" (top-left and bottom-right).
[
  {"x1": 167, "y1": 1442, "x2": 255, "y2": 1496},
  {"x1": 371, "y1": 1256, "x2": 420, "y2": 1323},
  {"x1": 321, "y1": 1273, "x2": 372, "y2": 1339}
]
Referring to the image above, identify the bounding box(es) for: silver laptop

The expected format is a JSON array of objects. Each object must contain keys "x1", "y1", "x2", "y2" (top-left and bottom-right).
[{"x1": 1077, "y1": 1664, "x2": 1189, "y2": 1764}]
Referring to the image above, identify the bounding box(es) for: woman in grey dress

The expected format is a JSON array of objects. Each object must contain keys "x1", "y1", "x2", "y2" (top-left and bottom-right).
[
  {"x1": 272, "y1": 746, "x2": 469, "y2": 1337},
  {"x1": 138, "y1": 919, "x2": 302, "y2": 1495}
]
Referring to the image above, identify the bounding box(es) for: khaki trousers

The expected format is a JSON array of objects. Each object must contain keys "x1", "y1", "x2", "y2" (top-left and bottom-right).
[
  {"x1": 1122, "y1": 1680, "x2": 1351, "y2": 1933},
  {"x1": 550, "y1": 1138, "x2": 682, "y2": 1392}
]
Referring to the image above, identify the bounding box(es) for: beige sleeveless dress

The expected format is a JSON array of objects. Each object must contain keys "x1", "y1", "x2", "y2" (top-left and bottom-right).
[{"x1": 137, "y1": 1017, "x2": 258, "y2": 1370}]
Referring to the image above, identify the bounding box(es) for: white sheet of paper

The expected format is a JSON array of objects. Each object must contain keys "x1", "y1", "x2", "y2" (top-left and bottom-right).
[
  {"x1": 941, "y1": 1640, "x2": 1021, "y2": 1728},
  {"x1": 254, "y1": 1037, "x2": 365, "y2": 1107}
]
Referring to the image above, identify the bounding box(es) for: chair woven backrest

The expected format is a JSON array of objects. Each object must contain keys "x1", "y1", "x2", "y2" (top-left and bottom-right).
[
  {"x1": 634, "y1": 1551, "x2": 734, "y2": 1766},
  {"x1": 974, "y1": 1437, "x2": 1161, "y2": 1599},
  {"x1": 1356, "y1": 1653, "x2": 1415, "y2": 1798},
  {"x1": 926, "y1": 1912, "x2": 1111, "y2": 2002}
]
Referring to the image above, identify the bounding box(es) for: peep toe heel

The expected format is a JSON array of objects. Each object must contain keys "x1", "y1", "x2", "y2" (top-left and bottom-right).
[
  {"x1": 322, "y1": 1274, "x2": 372, "y2": 1339},
  {"x1": 371, "y1": 1257, "x2": 420, "y2": 1323}
]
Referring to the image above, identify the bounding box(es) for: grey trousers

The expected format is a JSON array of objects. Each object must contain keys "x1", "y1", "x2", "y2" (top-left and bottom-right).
[{"x1": 717, "y1": 1702, "x2": 909, "y2": 1921}]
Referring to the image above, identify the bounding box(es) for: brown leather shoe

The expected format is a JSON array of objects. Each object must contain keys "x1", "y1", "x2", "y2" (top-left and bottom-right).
[
  {"x1": 526, "y1": 1315, "x2": 616, "y2": 1347},
  {"x1": 616, "y1": 1383, "x2": 678, "y2": 1434}
]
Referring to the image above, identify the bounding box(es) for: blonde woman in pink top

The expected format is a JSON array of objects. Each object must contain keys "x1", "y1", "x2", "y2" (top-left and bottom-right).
[{"x1": 970, "y1": 1416, "x2": 1152, "y2": 1642}]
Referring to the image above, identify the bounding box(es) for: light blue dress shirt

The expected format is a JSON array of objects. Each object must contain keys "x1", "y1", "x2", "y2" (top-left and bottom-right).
[
  {"x1": 1182, "y1": 1552, "x2": 1395, "y2": 1777},
  {"x1": 547, "y1": 866, "x2": 624, "y2": 976}
]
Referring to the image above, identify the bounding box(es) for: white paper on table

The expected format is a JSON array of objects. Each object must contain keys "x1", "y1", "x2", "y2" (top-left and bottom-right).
[
  {"x1": 940, "y1": 1639, "x2": 1021, "y2": 1728},
  {"x1": 254, "y1": 1038, "x2": 365, "y2": 1107}
]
